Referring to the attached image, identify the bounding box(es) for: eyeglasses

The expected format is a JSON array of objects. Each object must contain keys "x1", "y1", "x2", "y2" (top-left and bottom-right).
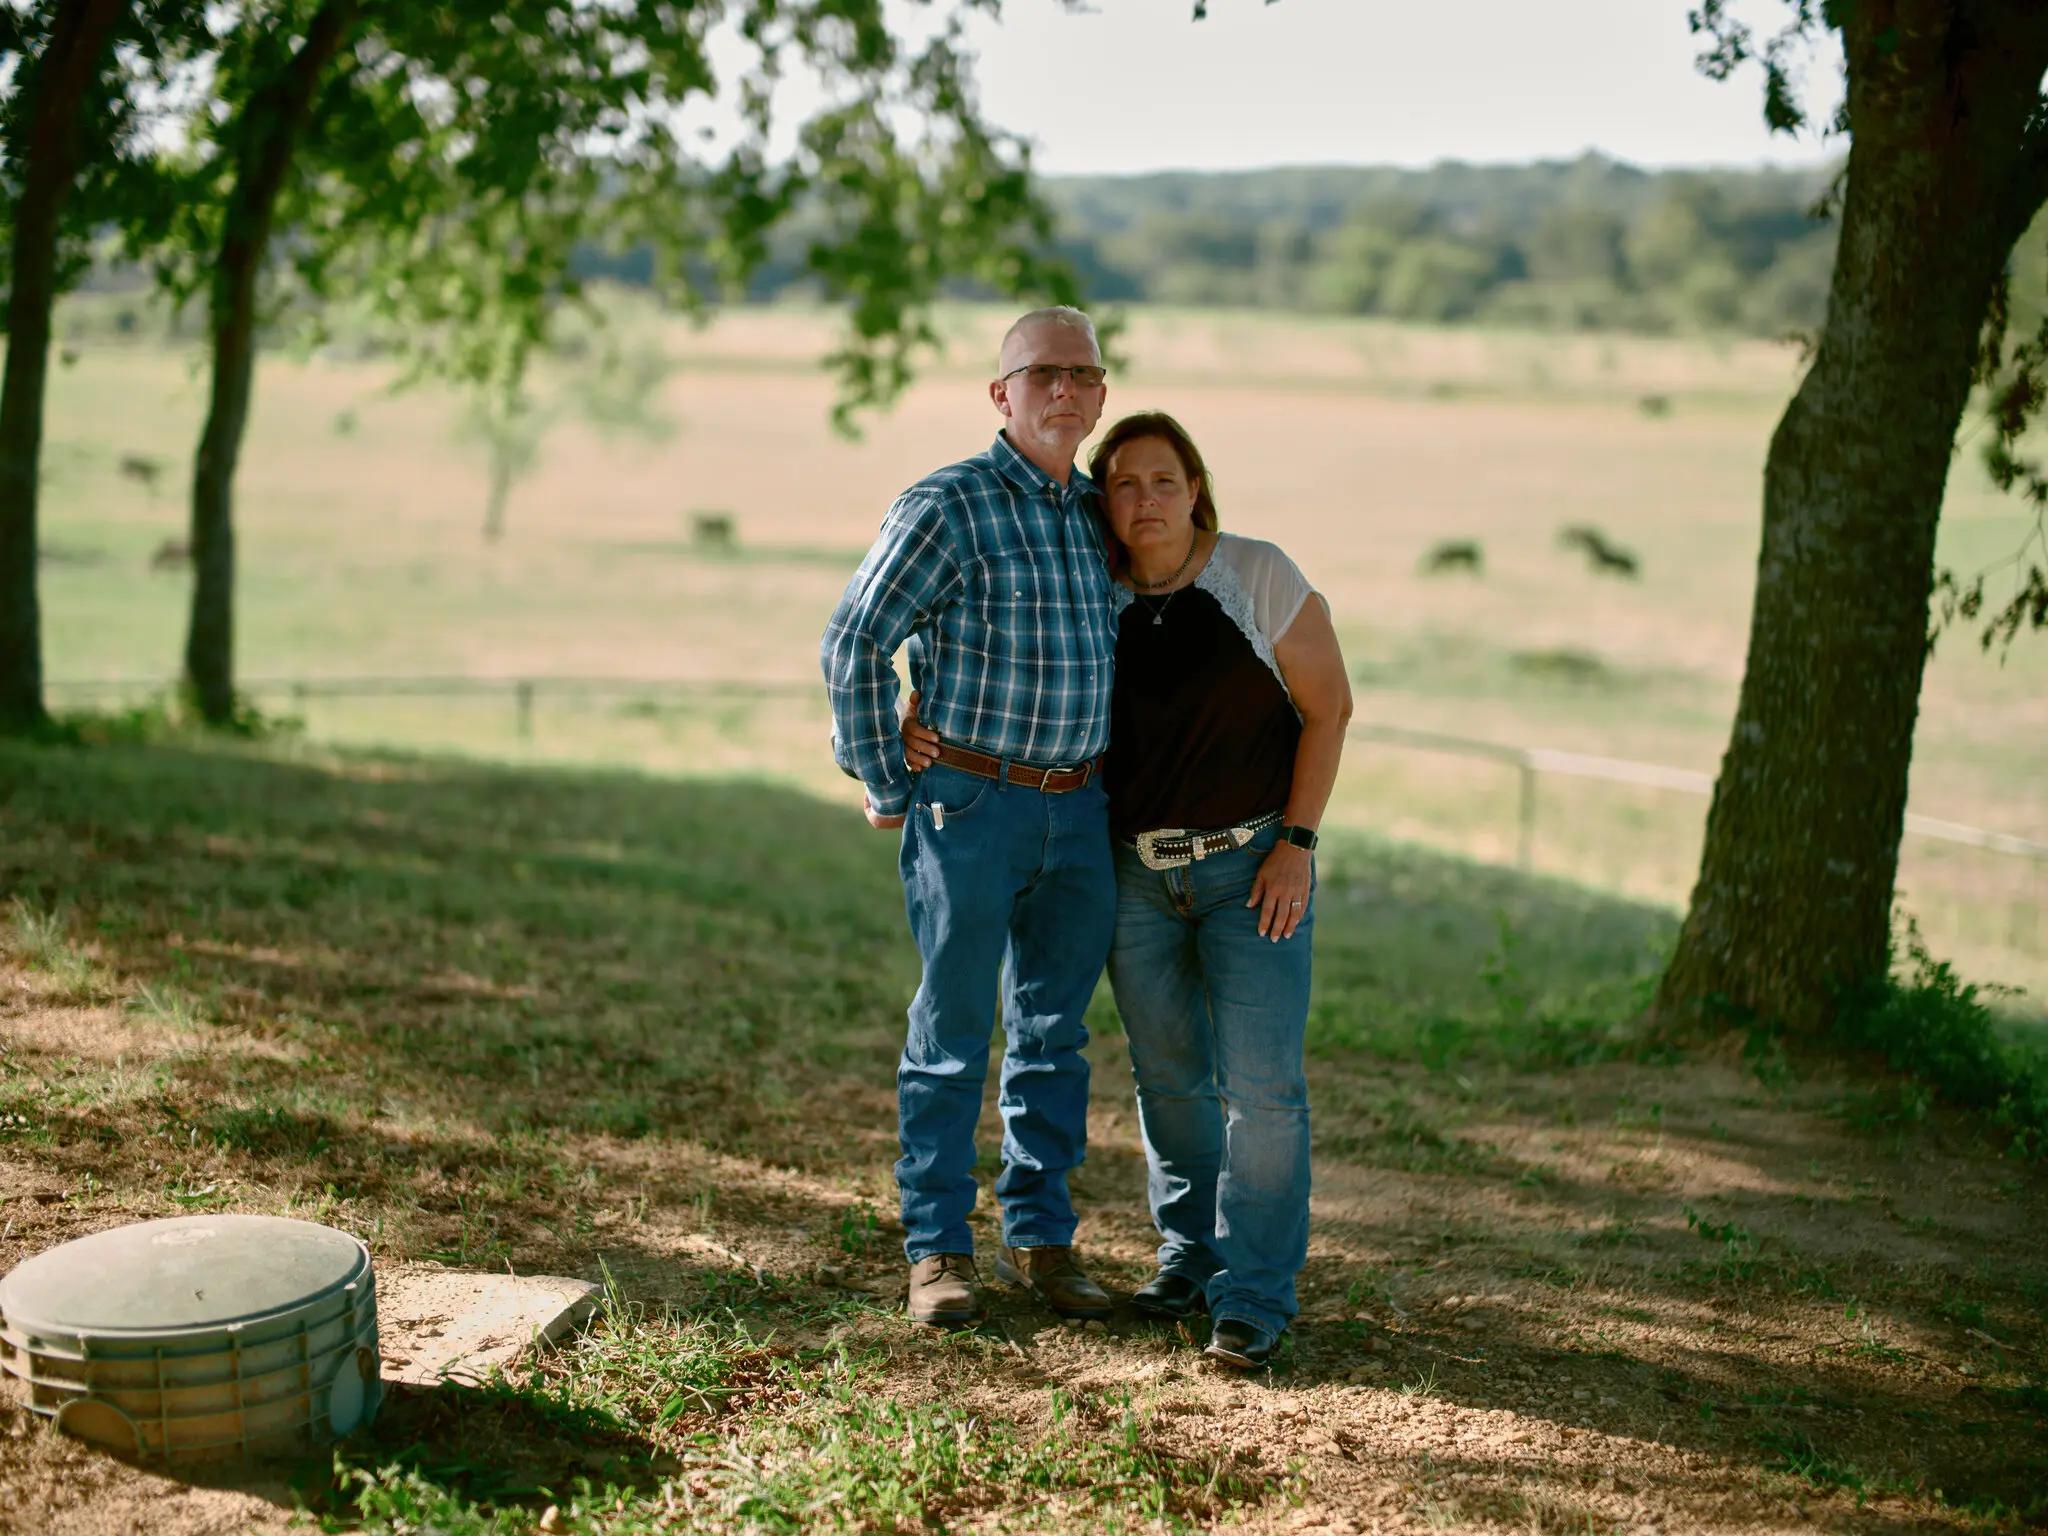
[{"x1": 998, "y1": 363, "x2": 1108, "y2": 389}]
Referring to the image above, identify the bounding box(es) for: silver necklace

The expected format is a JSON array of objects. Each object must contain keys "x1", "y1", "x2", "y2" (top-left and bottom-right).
[
  {"x1": 1137, "y1": 587, "x2": 1181, "y2": 626},
  {"x1": 1130, "y1": 531, "x2": 1198, "y2": 626}
]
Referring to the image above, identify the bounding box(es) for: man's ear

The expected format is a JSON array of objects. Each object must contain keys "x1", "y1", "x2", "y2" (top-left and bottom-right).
[{"x1": 989, "y1": 378, "x2": 1012, "y2": 418}]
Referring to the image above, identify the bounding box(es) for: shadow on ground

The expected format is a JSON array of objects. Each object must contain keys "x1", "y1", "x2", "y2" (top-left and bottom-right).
[{"x1": 2, "y1": 734, "x2": 2043, "y2": 1533}]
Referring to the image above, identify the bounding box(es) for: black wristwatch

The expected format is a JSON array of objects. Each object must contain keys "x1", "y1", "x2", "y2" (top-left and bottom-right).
[{"x1": 1278, "y1": 823, "x2": 1319, "y2": 851}]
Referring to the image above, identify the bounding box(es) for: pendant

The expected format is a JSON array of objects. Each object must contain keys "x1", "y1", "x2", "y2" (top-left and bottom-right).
[{"x1": 1152, "y1": 611, "x2": 1165, "y2": 626}]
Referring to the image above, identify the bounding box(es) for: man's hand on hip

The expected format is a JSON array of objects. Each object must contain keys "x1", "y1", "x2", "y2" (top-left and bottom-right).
[{"x1": 865, "y1": 794, "x2": 907, "y2": 830}]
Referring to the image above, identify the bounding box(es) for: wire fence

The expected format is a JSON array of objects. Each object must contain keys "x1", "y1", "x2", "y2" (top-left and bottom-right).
[
  {"x1": 1348, "y1": 722, "x2": 2048, "y2": 868},
  {"x1": 45, "y1": 673, "x2": 2048, "y2": 867},
  {"x1": 45, "y1": 672, "x2": 2048, "y2": 979}
]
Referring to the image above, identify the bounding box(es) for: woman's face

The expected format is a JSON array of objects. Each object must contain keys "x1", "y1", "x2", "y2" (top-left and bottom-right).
[{"x1": 1103, "y1": 436, "x2": 1199, "y2": 554}]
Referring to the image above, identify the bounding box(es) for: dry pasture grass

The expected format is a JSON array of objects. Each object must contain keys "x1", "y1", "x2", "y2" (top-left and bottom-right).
[{"x1": 36, "y1": 302, "x2": 2048, "y2": 998}]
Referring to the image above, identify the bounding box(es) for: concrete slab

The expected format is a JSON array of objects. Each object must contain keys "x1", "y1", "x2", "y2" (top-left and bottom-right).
[{"x1": 376, "y1": 1265, "x2": 600, "y2": 1388}]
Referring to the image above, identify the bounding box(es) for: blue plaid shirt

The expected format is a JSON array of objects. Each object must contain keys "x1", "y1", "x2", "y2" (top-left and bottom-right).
[{"x1": 822, "y1": 432, "x2": 1117, "y2": 815}]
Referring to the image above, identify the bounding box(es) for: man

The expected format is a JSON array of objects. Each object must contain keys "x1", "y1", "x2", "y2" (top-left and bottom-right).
[{"x1": 821, "y1": 306, "x2": 1118, "y2": 1326}]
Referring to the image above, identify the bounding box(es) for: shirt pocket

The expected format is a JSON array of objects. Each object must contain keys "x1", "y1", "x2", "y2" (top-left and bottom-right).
[{"x1": 963, "y1": 544, "x2": 1045, "y2": 655}]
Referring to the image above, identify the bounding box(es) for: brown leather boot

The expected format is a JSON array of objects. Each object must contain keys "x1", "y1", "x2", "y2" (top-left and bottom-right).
[
  {"x1": 994, "y1": 1244, "x2": 1113, "y2": 1320},
  {"x1": 906, "y1": 1253, "x2": 983, "y2": 1326}
]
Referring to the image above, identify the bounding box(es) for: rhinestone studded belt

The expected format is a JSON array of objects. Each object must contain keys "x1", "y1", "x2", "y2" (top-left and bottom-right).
[{"x1": 1126, "y1": 811, "x2": 1285, "y2": 870}]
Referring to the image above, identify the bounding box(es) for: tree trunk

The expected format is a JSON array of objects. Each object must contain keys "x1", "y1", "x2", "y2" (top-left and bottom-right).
[
  {"x1": 0, "y1": 0, "x2": 126, "y2": 733},
  {"x1": 1658, "y1": 5, "x2": 2048, "y2": 1034},
  {"x1": 185, "y1": 0, "x2": 359, "y2": 725},
  {"x1": 482, "y1": 450, "x2": 513, "y2": 542}
]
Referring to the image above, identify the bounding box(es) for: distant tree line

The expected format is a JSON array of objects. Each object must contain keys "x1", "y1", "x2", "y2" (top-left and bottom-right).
[
  {"x1": 1049, "y1": 155, "x2": 1843, "y2": 335},
  {"x1": 75, "y1": 149, "x2": 2048, "y2": 349},
  {"x1": 575, "y1": 153, "x2": 1850, "y2": 337}
]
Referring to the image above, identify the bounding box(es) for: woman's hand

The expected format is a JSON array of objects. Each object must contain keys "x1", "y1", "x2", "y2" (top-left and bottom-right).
[
  {"x1": 900, "y1": 690, "x2": 941, "y2": 772},
  {"x1": 1248, "y1": 841, "x2": 1312, "y2": 941}
]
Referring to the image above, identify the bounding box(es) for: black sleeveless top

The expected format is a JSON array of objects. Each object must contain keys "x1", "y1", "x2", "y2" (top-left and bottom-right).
[{"x1": 1103, "y1": 535, "x2": 1312, "y2": 842}]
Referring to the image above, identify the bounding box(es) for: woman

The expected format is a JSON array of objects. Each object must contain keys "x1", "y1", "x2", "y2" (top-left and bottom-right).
[{"x1": 907, "y1": 410, "x2": 1351, "y2": 1370}]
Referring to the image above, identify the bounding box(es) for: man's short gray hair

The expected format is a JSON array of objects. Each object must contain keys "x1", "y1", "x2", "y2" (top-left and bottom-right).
[{"x1": 998, "y1": 305, "x2": 1099, "y2": 372}]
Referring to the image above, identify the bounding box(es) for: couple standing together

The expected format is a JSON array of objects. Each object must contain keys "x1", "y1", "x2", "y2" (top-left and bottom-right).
[{"x1": 821, "y1": 306, "x2": 1351, "y2": 1369}]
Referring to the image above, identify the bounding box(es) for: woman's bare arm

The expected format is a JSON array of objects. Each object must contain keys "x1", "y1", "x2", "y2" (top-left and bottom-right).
[{"x1": 1249, "y1": 594, "x2": 1352, "y2": 940}]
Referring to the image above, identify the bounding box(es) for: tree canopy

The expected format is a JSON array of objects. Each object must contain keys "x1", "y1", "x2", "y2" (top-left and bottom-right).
[
  {"x1": 1, "y1": 0, "x2": 1092, "y2": 728},
  {"x1": 118, "y1": 0, "x2": 1083, "y2": 414}
]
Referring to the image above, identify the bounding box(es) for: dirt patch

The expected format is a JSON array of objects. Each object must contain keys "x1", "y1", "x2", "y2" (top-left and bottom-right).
[
  {"x1": 8, "y1": 1046, "x2": 2046, "y2": 1533},
  {"x1": 1, "y1": 744, "x2": 2042, "y2": 1532},
  {"x1": 0, "y1": 1400, "x2": 301, "y2": 1536}
]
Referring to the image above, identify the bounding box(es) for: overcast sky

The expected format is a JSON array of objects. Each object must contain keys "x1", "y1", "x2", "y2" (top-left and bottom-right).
[{"x1": 948, "y1": 0, "x2": 1844, "y2": 175}]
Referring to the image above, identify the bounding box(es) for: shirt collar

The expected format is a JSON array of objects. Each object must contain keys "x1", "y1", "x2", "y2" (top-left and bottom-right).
[{"x1": 991, "y1": 430, "x2": 1093, "y2": 501}]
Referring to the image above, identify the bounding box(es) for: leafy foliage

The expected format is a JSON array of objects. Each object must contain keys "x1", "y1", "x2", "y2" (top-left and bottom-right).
[
  {"x1": 114, "y1": 0, "x2": 1086, "y2": 422},
  {"x1": 1684, "y1": 0, "x2": 2047, "y2": 651},
  {"x1": 1833, "y1": 917, "x2": 2047, "y2": 1157},
  {"x1": 0, "y1": 0, "x2": 197, "y2": 312},
  {"x1": 1685, "y1": 0, "x2": 1845, "y2": 136},
  {"x1": 1933, "y1": 273, "x2": 2048, "y2": 651}
]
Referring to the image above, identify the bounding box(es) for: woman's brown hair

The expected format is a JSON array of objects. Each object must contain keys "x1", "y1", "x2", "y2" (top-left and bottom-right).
[{"x1": 1087, "y1": 412, "x2": 1220, "y2": 552}]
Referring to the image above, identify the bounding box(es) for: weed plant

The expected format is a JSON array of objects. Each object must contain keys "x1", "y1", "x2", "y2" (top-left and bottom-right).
[{"x1": 1834, "y1": 918, "x2": 2048, "y2": 1157}]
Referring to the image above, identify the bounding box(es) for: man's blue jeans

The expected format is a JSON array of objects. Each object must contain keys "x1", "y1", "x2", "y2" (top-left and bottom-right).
[
  {"x1": 896, "y1": 761, "x2": 1115, "y2": 1262},
  {"x1": 1107, "y1": 822, "x2": 1313, "y2": 1339}
]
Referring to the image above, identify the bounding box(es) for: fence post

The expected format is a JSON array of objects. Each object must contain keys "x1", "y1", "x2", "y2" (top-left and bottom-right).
[
  {"x1": 515, "y1": 681, "x2": 534, "y2": 741},
  {"x1": 1517, "y1": 759, "x2": 1536, "y2": 873}
]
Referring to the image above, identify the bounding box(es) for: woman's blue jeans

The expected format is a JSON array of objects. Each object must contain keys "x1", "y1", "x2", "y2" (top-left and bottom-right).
[
  {"x1": 896, "y1": 762, "x2": 1116, "y2": 1263},
  {"x1": 1108, "y1": 822, "x2": 1312, "y2": 1338}
]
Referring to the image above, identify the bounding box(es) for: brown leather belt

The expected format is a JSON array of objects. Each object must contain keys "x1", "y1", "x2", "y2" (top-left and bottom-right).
[{"x1": 933, "y1": 741, "x2": 1103, "y2": 793}]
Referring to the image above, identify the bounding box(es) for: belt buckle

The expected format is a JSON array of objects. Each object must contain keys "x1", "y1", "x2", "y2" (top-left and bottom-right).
[
  {"x1": 1037, "y1": 762, "x2": 1059, "y2": 792},
  {"x1": 1135, "y1": 828, "x2": 1189, "y2": 871}
]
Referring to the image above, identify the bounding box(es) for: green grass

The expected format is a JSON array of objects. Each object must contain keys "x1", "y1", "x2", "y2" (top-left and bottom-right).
[
  {"x1": 6, "y1": 898, "x2": 107, "y2": 999},
  {"x1": 1755, "y1": 1426, "x2": 1872, "y2": 1498},
  {"x1": 1675, "y1": 1206, "x2": 1840, "y2": 1298},
  {"x1": 0, "y1": 729, "x2": 1684, "y2": 1155},
  {"x1": 304, "y1": 1280, "x2": 1273, "y2": 1535},
  {"x1": 31, "y1": 298, "x2": 2048, "y2": 1007},
  {"x1": 8, "y1": 727, "x2": 2048, "y2": 1532}
]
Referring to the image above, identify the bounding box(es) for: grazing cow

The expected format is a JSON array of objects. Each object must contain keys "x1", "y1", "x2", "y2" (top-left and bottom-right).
[
  {"x1": 118, "y1": 453, "x2": 163, "y2": 490},
  {"x1": 1422, "y1": 538, "x2": 1483, "y2": 575},
  {"x1": 690, "y1": 511, "x2": 736, "y2": 550},
  {"x1": 149, "y1": 539, "x2": 190, "y2": 571},
  {"x1": 1558, "y1": 524, "x2": 1641, "y2": 579}
]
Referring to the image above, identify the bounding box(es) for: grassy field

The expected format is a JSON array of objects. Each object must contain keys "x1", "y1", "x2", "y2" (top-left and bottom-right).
[
  {"x1": 9, "y1": 301, "x2": 2047, "y2": 1532},
  {"x1": 2, "y1": 731, "x2": 2045, "y2": 1534},
  {"x1": 32, "y1": 298, "x2": 2048, "y2": 1002}
]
